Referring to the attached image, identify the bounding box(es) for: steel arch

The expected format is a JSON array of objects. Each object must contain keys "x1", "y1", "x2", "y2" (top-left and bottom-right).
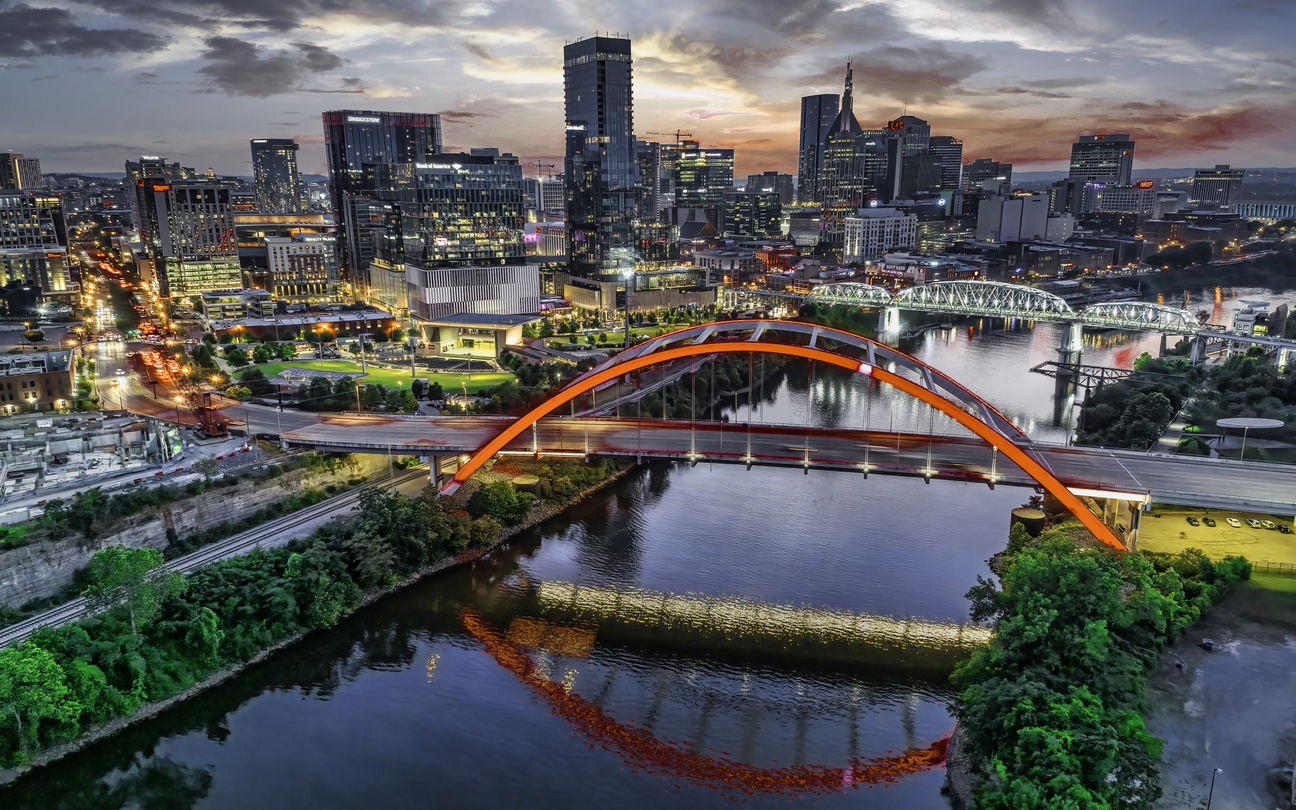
[
  {"x1": 1078, "y1": 302, "x2": 1200, "y2": 334},
  {"x1": 444, "y1": 320, "x2": 1125, "y2": 550},
  {"x1": 806, "y1": 282, "x2": 895, "y2": 308},
  {"x1": 891, "y1": 281, "x2": 1076, "y2": 320}
]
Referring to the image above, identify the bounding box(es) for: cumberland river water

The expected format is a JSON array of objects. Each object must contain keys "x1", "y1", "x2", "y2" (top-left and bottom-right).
[{"x1": 6, "y1": 284, "x2": 1295, "y2": 809}]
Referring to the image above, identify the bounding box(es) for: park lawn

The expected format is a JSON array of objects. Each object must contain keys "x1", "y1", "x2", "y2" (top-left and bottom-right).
[{"x1": 244, "y1": 361, "x2": 514, "y2": 393}]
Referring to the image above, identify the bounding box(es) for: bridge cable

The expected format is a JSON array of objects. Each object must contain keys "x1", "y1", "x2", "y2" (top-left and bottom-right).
[{"x1": 804, "y1": 360, "x2": 814, "y2": 471}]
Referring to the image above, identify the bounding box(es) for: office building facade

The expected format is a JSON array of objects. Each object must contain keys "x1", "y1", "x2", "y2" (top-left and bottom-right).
[
  {"x1": 962, "y1": 158, "x2": 1012, "y2": 193},
  {"x1": 746, "y1": 172, "x2": 794, "y2": 205},
  {"x1": 250, "y1": 139, "x2": 305, "y2": 214},
  {"x1": 673, "y1": 142, "x2": 734, "y2": 210},
  {"x1": 0, "y1": 154, "x2": 42, "y2": 190},
  {"x1": 976, "y1": 194, "x2": 1050, "y2": 242},
  {"x1": 408, "y1": 262, "x2": 541, "y2": 321},
  {"x1": 563, "y1": 35, "x2": 638, "y2": 278},
  {"x1": 843, "y1": 208, "x2": 917, "y2": 261},
  {"x1": 135, "y1": 179, "x2": 242, "y2": 298},
  {"x1": 1191, "y1": 165, "x2": 1245, "y2": 209},
  {"x1": 1068, "y1": 134, "x2": 1135, "y2": 186},
  {"x1": 264, "y1": 235, "x2": 337, "y2": 302},
  {"x1": 321, "y1": 110, "x2": 442, "y2": 296},
  {"x1": 1094, "y1": 183, "x2": 1158, "y2": 217},
  {"x1": 0, "y1": 191, "x2": 74, "y2": 296},
  {"x1": 720, "y1": 190, "x2": 781, "y2": 239},
  {"x1": 798, "y1": 94, "x2": 839, "y2": 203}
]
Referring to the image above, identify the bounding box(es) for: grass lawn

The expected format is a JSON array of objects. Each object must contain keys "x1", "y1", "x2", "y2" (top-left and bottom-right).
[{"x1": 241, "y1": 361, "x2": 514, "y2": 393}]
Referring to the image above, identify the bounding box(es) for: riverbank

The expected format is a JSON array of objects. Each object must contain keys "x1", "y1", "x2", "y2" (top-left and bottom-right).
[{"x1": 0, "y1": 459, "x2": 639, "y2": 786}]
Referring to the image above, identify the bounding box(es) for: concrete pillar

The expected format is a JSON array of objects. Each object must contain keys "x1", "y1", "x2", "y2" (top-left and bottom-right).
[
  {"x1": 1279, "y1": 348, "x2": 1291, "y2": 373},
  {"x1": 1159, "y1": 333, "x2": 1167, "y2": 357},
  {"x1": 1058, "y1": 321, "x2": 1084, "y2": 367},
  {"x1": 1189, "y1": 336, "x2": 1206, "y2": 366},
  {"x1": 878, "y1": 306, "x2": 900, "y2": 334},
  {"x1": 1126, "y1": 506, "x2": 1141, "y2": 551}
]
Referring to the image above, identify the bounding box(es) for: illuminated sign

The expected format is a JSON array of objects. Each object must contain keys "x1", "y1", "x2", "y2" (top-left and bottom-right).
[
  {"x1": 565, "y1": 125, "x2": 585, "y2": 131},
  {"x1": 416, "y1": 163, "x2": 456, "y2": 169},
  {"x1": 141, "y1": 155, "x2": 160, "y2": 160},
  {"x1": 887, "y1": 120, "x2": 905, "y2": 131},
  {"x1": 347, "y1": 116, "x2": 381, "y2": 123},
  {"x1": 252, "y1": 139, "x2": 267, "y2": 143},
  {"x1": 1137, "y1": 180, "x2": 1155, "y2": 189}
]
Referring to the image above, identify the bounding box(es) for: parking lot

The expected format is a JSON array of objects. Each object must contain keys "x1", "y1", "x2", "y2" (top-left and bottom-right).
[{"x1": 1137, "y1": 506, "x2": 1296, "y2": 566}]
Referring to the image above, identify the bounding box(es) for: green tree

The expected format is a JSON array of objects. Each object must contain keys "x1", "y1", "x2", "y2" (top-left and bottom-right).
[
  {"x1": 224, "y1": 347, "x2": 249, "y2": 367},
  {"x1": 193, "y1": 457, "x2": 219, "y2": 484},
  {"x1": 0, "y1": 645, "x2": 77, "y2": 763},
  {"x1": 82, "y1": 546, "x2": 186, "y2": 636}
]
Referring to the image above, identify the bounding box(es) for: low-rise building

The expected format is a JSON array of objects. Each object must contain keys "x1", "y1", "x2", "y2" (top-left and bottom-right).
[
  {"x1": 199, "y1": 289, "x2": 275, "y2": 321},
  {"x1": 0, "y1": 350, "x2": 74, "y2": 414},
  {"x1": 843, "y1": 208, "x2": 918, "y2": 262}
]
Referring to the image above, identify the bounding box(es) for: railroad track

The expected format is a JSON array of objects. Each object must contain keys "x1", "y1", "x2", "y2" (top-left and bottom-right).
[{"x1": 0, "y1": 465, "x2": 430, "y2": 648}]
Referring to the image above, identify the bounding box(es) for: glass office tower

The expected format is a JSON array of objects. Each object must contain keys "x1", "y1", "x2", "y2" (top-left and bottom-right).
[
  {"x1": 563, "y1": 35, "x2": 638, "y2": 278},
  {"x1": 250, "y1": 138, "x2": 305, "y2": 214}
]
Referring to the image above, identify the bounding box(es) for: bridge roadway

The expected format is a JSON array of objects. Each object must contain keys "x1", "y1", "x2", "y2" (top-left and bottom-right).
[{"x1": 282, "y1": 416, "x2": 1296, "y2": 516}]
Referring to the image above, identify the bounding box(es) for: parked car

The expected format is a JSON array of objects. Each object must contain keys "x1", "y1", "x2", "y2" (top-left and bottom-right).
[
  {"x1": 1186, "y1": 516, "x2": 1200, "y2": 526},
  {"x1": 1280, "y1": 524, "x2": 1292, "y2": 535},
  {"x1": 1203, "y1": 517, "x2": 1216, "y2": 527},
  {"x1": 1261, "y1": 520, "x2": 1277, "y2": 530},
  {"x1": 1226, "y1": 518, "x2": 1242, "y2": 528},
  {"x1": 1247, "y1": 519, "x2": 1262, "y2": 528}
]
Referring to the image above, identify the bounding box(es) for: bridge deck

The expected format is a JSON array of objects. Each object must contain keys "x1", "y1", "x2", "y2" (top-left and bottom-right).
[{"x1": 281, "y1": 417, "x2": 1296, "y2": 515}]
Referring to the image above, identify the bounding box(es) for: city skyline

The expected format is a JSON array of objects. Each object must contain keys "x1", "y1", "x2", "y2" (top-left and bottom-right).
[{"x1": 4, "y1": 0, "x2": 1296, "y2": 176}]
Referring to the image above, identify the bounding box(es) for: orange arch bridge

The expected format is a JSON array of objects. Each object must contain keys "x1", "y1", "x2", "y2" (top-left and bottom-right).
[{"x1": 445, "y1": 320, "x2": 1125, "y2": 551}]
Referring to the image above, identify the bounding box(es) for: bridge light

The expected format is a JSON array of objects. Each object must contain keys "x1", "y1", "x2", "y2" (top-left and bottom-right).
[
  {"x1": 1067, "y1": 487, "x2": 1149, "y2": 504},
  {"x1": 858, "y1": 363, "x2": 873, "y2": 376}
]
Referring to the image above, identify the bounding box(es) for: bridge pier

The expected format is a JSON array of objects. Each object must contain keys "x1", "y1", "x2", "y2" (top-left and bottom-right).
[
  {"x1": 1189, "y1": 336, "x2": 1207, "y2": 366},
  {"x1": 877, "y1": 305, "x2": 900, "y2": 335},
  {"x1": 1058, "y1": 321, "x2": 1084, "y2": 367},
  {"x1": 422, "y1": 454, "x2": 463, "y2": 491}
]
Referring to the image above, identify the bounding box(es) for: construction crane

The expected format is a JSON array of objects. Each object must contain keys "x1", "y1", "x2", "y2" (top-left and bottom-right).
[
  {"x1": 645, "y1": 130, "x2": 693, "y2": 145},
  {"x1": 524, "y1": 161, "x2": 559, "y2": 180}
]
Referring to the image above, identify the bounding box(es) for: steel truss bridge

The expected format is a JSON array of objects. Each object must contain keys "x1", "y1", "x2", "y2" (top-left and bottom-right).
[
  {"x1": 724, "y1": 280, "x2": 1203, "y2": 335},
  {"x1": 1029, "y1": 361, "x2": 1189, "y2": 389}
]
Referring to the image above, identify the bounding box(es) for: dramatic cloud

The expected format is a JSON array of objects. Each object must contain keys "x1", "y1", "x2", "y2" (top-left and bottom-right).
[
  {"x1": 0, "y1": 2, "x2": 166, "y2": 57},
  {"x1": 196, "y1": 37, "x2": 345, "y2": 97}
]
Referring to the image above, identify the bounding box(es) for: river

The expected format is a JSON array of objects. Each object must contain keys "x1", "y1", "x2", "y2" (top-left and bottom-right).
[{"x1": 5, "y1": 283, "x2": 1294, "y2": 809}]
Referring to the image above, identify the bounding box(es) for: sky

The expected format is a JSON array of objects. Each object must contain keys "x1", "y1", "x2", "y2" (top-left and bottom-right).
[{"x1": 3, "y1": 0, "x2": 1296, "y2": 178}]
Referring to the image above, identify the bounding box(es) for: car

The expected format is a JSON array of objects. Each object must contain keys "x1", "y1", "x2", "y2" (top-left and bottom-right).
[
  {"x1": 1262, "y1": 520, "x2": 1277, "y2": 530},
  {"x1": 1226, "y1": 518, "x2": 1241, "y2": 528},
  {"x1": 1247, "y1": 519, "x2": 1262, "y2": 528},
  {"x1": 1203, "y1": 517, "x2": 1216, "y2": 527},
  {"x1": 1280, "y1": 524, "x2": 1293, "y2": 534},
  {"x1": 1186, "y1": 516, "x2": 1200, "y2": 526}
]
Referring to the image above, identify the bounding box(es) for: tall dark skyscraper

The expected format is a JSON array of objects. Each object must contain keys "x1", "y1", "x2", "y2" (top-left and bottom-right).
[
  {"x1": 797, "y1": 94, "x2": 839, "y2": 203},
  {"x1": 321, "y1": 110, "x2": 442, "y2": 297},
  {"x1": 1068, "y1": 133, "x2": 1135, "y2": 186},
  {"x1": 1191, "y1": 164, "x2": 1245, "y2": 208},
  {"x1": 818, "y1": 62, "x2": 884, "y2": 252},
  {"x1": 928, "y1": 136, "x2": 964, "y2": 195},
  {"x1": 250, "y1": 138, "x2": 305, "y2": 214},
  {"x1": 0, "y1": 154, "x2": 42, "y2": 190},
  {"x1": 563, "y1": 35, "x2": 637, "y2": 278}
]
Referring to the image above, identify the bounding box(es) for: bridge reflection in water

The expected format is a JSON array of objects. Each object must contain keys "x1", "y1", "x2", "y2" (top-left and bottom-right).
[
  {"x1": 522, "y1": 579, "x2": 992, "y2": 672},
  {"x1": 463, "y1": 607, "x2": 953, "y2": 798}
]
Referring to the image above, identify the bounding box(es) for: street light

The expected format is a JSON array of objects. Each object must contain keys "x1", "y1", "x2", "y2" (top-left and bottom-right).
[{"x1": 1206, "y1": 768, "x2": 1222, "y2": 809}]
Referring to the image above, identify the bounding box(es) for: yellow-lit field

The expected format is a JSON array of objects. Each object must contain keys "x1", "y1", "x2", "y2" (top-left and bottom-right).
[{"x1": 1137, "y1": 506, "x2": 1296, "y2": 567}]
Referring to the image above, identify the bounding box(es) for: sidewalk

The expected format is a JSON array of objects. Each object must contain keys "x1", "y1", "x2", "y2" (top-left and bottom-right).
[{"x1": 1150, "y1": 398, "x2": 1195, "y2": 454}]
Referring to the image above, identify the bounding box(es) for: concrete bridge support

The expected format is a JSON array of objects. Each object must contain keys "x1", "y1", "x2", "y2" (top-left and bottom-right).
[
  {"x1": 1094, "y1": 496, "x2": 1142, "y2": 550},
  {"x1": 1058, "y1": 321, "x2": 1084, "y2": 367},
  {"x1": 877, "y1": 306, "x2": 901, "y2": 335},
  {"x1": 1189, "y1": 336, "x2": 1207, "y2": 366},
  {"x1": 421, "y1": 454, "x2": 463, "y2": 490}
]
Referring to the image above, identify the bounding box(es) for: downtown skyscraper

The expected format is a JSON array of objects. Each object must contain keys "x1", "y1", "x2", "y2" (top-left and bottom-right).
[
  {"x1": 797, "y1": 94, "x2": 839, "y2": 204},
  {"x1": 1068, "y1": 134, "x2": 1135, "y2": 186},
  {"x1": 322, "y1": 110, "x2": 442, "y2": 297},
  {"x1": 250, "y1": 138, "x2": 305, "y2": 214},
  {"x1": 563, "y1": 35, "x2": 638, "y2": 278}
]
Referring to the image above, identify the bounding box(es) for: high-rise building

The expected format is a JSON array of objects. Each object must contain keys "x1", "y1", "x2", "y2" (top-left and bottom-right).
[
  {"x1": 798, "y1": 94, "x2": 839, "y2": 204},
  {"x1": 928, "y1": 137, "x2": 963, "y2": 195},
  {"x1": 1068, "y1": 134, "x2": 1135, "y2": 186},
  {"x1": 0, "y1": 154, "x2": 42, "y2": 190},
  {"x1": 673, "y1": 141, "x2": 734, "y2": 211},
  {"x1": 962, "y1": 158, "x2": 1012, "y2": 193},
  {"x1": 563, "y1": 35, "x2": 638, "y2": 278},
  {"x1": 134, "y1": 178, "x2": 242, "y2": 298},
  {"x1": 264, "y1": 235, "x2": 337, "y2": 302},
  {"x1": 745, "y1": 172, "x2": 794, "y2": 205},
  {"x1": 0, "y1": 190, "x2": 74, "y2": 297},
  {"x1": 976, "y1": 193, "x2": 1050, "y2": 242},
  {"x1": 843, "y1": 208, "x2": 917, "y2": 262},
  {"x1": 818, "y1": 62, "x2": 885, "y2": 252},
  {"x1": 1191, "y1": 165, "x2": 1245, "y2": 209},
  {"x1": 250, "y1": 138, "x2": 305, "y2": 214},
  {"x1": 637, "y1": 140, "x2": 663, "y2": 222},
  {"x1": 720, "y1": 190, "x2": 781, "y2": 238},
  {"x1": 321, "y1": 110, "x2": 442, "y2": 296},
  {"x1": 125, "y1": 156, "x2": 194, "y2": 226}
]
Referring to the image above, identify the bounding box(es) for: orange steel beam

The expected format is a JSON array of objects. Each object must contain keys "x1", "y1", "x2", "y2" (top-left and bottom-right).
[{"x1": 446, "y1": 342, "x2": 1127, "y2": 551}]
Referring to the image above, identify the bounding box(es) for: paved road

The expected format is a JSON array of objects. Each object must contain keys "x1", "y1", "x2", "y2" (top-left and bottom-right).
[
  {"x1": 0, "y1": 465, "x2": 431, "y2": 648},
  {"x1": 280, "y1": 416, "x2": 1296, "y2": 515}
]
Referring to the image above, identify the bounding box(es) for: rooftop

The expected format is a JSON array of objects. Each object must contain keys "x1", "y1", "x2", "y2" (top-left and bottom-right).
[{"x1": 417, "y1": 313, "x2": 541, "y2": 328}]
